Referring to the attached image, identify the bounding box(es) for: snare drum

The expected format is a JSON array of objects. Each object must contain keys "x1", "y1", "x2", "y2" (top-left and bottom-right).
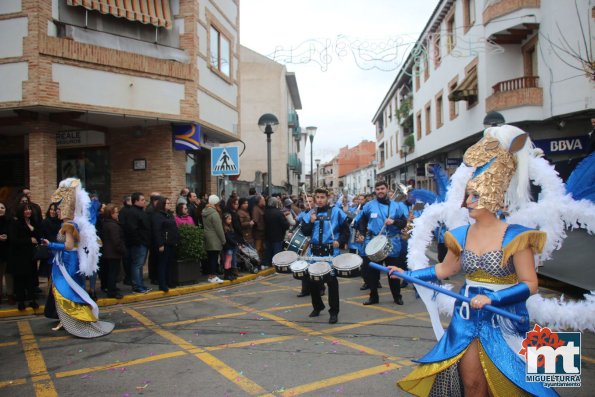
[
  {"x1": 332, "y1": 253, "x2": 363, "y2": 278},
  {"x1": 308, "y1": 261, "x2": 333, "y2": 282},
  {"x1": 365, "y1": 235, "x2": 393, "y2": 262},
  {"x1": 285, "y1": 228, "x2": 311, "y2": 256},
  {"x1": 290, "y1": 260, "x2": 309, "y2": 280},
  {"x1": 272, "y1": 251, "x2": 298, "y2": 273}
]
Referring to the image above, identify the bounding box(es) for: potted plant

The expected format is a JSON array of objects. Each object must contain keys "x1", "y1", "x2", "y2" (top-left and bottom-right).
[{"x1": 173, "y1": 224, "x2": 207, "y2": 286}]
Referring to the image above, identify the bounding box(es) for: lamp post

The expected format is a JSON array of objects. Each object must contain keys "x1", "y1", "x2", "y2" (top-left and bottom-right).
[
  {"x1": 258, "y1": 113, "x2": 279, "y2": 195},
  {"x1": 306, "y1": 126, "x2": 317, "y2": 192},
  {"x1": 401, "y1": 144, "x2": 410, "y2": 182},
  {"x1": 315, "y1": 158, "x2": 321, "y2": 188}
]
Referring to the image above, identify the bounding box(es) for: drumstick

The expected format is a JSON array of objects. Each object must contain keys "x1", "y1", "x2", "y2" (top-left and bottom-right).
[
  {"x1": 368, "y1": 262, "x2": 528, "y2": 323},
  {"x1": 301, "y1": 185, "x2": 312, "y2": 210},
  {"x1": 377, "y1": 189, "x2": 399, "y2": 236}
]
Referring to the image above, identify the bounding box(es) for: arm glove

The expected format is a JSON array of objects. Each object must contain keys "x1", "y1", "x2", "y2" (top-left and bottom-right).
[
  {"x1": 486, "y1": 282, "x2": 531, "y2": 306},
  {"x1": 405, "y1": 266, "x2": 438, "y2": 282},
  {"x1": 48, "y1": 242, "x2": 65, "y2": 251}
]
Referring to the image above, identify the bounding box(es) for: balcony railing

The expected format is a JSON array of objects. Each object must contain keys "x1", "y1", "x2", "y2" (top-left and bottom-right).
[
  {"x1": 492, "y1": 76, "x2": 539, "y2": 93},
  {"x1": 483, "y1": 0, "x2": 540, "y2": 25}
]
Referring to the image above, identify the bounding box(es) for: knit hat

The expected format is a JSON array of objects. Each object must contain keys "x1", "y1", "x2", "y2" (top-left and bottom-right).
[{"x1": 208, "y1": 195, "x2": 220, "y2": 205}]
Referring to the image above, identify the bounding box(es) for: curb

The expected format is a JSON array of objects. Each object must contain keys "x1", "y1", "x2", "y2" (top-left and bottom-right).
[{"x1": 0, "y1": 268, "x2": 276, "y2": 319}]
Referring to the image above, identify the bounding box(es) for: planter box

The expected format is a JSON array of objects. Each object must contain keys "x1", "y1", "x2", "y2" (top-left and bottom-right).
[{"x1": 171, "y1": 259, "x2": 202, "y2": 286}]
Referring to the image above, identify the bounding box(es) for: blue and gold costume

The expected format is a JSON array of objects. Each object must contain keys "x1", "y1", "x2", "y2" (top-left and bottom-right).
[{"x1": 398, "y1": 224, "x2": 558, "y2": 397}]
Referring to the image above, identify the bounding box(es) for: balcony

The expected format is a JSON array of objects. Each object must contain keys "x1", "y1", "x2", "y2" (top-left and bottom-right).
[
  {"x1": 288, "y1": 153, "x2": 301, "y2": 174},
  {"x1": 288, "y1": 110, "x2": 299, "y2": 128},
  {"x1": 483, "y1": 0, "x2": 540, "y2": 25},
  {"x1": 486, "y1": 76, "x2": 543, "y2": 112}
]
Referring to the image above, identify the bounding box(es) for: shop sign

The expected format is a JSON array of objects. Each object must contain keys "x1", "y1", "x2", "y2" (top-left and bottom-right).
[
  {"x1": 56, "y1": 130, "x2": 105, "y2": 148},
  {"x1": 533, "y1": 135, "x2": 588, "y2": 156}
]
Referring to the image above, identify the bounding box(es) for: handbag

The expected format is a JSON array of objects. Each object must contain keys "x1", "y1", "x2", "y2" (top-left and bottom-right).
[{"x1": 33, "y1": 244, "x2": 52, "y2": 260}]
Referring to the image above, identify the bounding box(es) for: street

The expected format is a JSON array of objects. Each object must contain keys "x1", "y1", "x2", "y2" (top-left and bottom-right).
[{"x1": 0, "y1": 272, "x2": 593, "y2": 396}]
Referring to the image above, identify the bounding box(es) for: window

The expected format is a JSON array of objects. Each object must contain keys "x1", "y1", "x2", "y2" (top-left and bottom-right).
[
  {"x1": 435, "y1": 91, "x2": 444, "y2": 128},
  {"x1": 423, "y1": 39, "x2": 430, "y2": 81},
  {"x1": 446, "y1": 12, "x2": 456, "y2": 53},
  {"x1": 433, "y1": 33, "x2": 441, "y2": 68},
  {"x1": 415, "y1": 65, "x2": 421, "y2": 91},
  {"x1": 448, "y1": 78, "x2": 458, "y2": 120},
  {"x1": 464, "y1": 0, "x2": 476, "y2": 32},
  {"x1": 416, "y1": 111, "x2": 422, "y2": 140},
  {"x1": 209, "y1": 25, "x2": 231, "y2": 78},
  {"x1": 425, "y1": 102, "x2": 431, "y2": 135}
]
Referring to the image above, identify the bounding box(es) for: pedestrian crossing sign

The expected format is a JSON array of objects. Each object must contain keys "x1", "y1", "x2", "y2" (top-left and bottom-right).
[{"x1": 211, "y1": 146, "x2": 240, "y2": 176}]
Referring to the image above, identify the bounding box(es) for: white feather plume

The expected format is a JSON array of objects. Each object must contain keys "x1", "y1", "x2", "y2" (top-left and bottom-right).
[{"x1": 70, "y1": 181, "x2": 101, "y2": 277}]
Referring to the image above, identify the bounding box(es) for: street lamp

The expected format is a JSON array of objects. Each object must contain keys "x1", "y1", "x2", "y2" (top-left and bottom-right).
[
  {"x1": 258, "y1": 113, "x2": 279, "y2": 195},
  {"x1": 315, "y1": 158, "x2": 321, "y2": 188},
  {"x1": 401, "y1": 144, "x2": 410, "y2": 182},
  {"x1": 306, "y1": 126, "x2": 317, "y2": 192},
  {"x1": 483, "y1": 111, "x2": 505, "y2": 128}
]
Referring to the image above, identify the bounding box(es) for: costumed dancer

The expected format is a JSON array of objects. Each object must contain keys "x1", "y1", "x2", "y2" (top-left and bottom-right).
[
  {"x1": 42, "y1": 178, "x2": 114, "y2": 338},
  {"x1": 354, "y1": 181, "x2": 408, "y2": 305},
  {"x1": 393, "y1": 125, "x2": 558, "y2": 396},
  {"x1": 301, "y1": 188, "x2": 347, "y2": 324}
]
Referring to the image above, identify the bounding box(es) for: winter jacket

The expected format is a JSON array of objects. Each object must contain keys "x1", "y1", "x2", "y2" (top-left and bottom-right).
[
  {"x1": 101, "y1": 218, "x2": 127, "y2": 259},
  {"x1": 202, "y1": 206, "x2": 225, "y2": 251},
  {"x1": 251, "y1": 205, "x2": 265, "y2": 240},
  {"x1": 263, "y1": 207, "x2": 289, "y2": 243},
  {"x1": 152, "y1": 211, "x2": 180, "y2": 247},
  {"x1": 123, "y1": 205, "x2": 151, "y2": 247}
]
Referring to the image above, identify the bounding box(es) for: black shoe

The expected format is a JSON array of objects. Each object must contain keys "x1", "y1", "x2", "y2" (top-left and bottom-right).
[
  {"x1": 297, "y1": 291, "x2": 310, "y2": 297},
  {"x1": 17, "y1": 302, "x2": 26, "y2": 311},
  {"x1": 320, "y1": 289, "x2": 325, "y2": 296},
  {"x1": 329, "y1": 314, "x2": 338, "y2": 324},
  {"x1": 30, "y1": 301, "x2": 39, "y2": 309},
  {"x1": 34, "y1": 287, "x2": 43, "y2": 294},
  {"x1": 400, "y1": 281, "x2": 408, "y2": 288},
  {"x1": 108, "y1": 293, "x2": 123, "y2": 299},
  {"x1": 394, "y1": 296, "x2": 404, "y2": 305},
  {"x1": 363, "y1": 299, "x2": 379, "y2": 306},
  {"x1": 359, "y1": 283, "x2": 369, "y2": 290},
  {"x1": 309, "y1": 309, "x2": 321, "y2": 317},
  {"x1": 378, "y1": 283, "x2": 383, "y2": 288},
  {"x1": 159, "y1": 288, "x2": 170, "y2": 293},
  {"x1": 123, "y1": 280, "x2": 132, "y2": 286}
]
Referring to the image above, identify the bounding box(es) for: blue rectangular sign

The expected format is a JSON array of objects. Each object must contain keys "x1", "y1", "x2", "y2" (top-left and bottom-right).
[
  {"x1": 533, "y1": 135, "x2": 588, "y2": 156},
  {"x1": 173, "y1": 124, "x2": 201, "y2": 150}
]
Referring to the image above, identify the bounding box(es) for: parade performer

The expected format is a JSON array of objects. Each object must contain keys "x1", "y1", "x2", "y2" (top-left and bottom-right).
[
  {"x1": 301, "y1": 188, "x2": 347, "y2": 324},
  {"x1": 293, "y1": 194, "x2": 324, "y2": 298},
  {"x1": 354, "y1": 181, "x2": 408, "y2": 305},
  {"x1": 393, "y1": 125, "x2": 560, "y2": 396},
  {"x1": 42, "y1": 178, "x2": 114, "y2": 338}
]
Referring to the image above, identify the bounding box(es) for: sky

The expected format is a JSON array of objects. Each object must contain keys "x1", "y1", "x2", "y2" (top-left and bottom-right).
[{"x1": 240, "y1": 0, "x2": 439, "y2": 164}]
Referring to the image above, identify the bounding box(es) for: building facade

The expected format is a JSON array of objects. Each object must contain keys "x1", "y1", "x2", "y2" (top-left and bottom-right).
[
  {"x1": 238, "y1": 46, "x2": 303, "y2": 196},
  {"x1": 374, "y1": 0, "x2": 594, "y2": 192},
  {"x1": 0, "y1": 0, "x2": 241, "y2": 207}
]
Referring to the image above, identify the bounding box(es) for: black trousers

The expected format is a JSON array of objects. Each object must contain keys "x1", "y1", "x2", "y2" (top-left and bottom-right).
[
  {"x1": 14, "y1": 274, "x2": 35, "y2": 303},
  {"x1": 105, "y1": 258, "x2": 121, "y2": 295},
  {"x1": 363, "y1": 256, "x2": 403, "y2": 302},
  {"x1": 148, "y1": 246, "x2": 158, "y2": 283},
  {"x1": 309, "y1": 275, "x2": 339, "y2": 315}
]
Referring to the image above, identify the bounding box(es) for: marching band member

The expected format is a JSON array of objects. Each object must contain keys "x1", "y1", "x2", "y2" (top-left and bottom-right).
[
  {"x1": 391, "y1": 125, "x2": 558, "y2": 396},
  {"x1": 354, "y1": 181, "x2": 408, "y2": 305},
  {"x1": 301, "y1": 188, "x2": 347, "y2": 324},
  {"x1": 293, "y1": 195, "x2": 324, "y2": 298}
]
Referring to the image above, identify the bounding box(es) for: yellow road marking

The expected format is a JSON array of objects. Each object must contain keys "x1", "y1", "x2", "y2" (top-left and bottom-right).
[
  {"x1": 582, "y1": 355, "x2": 595, "y2": 364},
  {"x1": 54, "y1": 351, "x2": 188, "y2": 378},
  {"x1": 263, "y1": 303, "x2": 312, "y2": 312},
  {"x1": 206, "y1": 335, "x2": 297, "y2": 352},
  {"x1": 162, "y1": 311, "x2": 247, "y2": 327},
  {"x1": 124, "y1": 308, "x2": 269, "y2": 395},
  {"x1": 133, "y1": 296, "x2": 210, "y2": 309},
  {"x1": 320, "y1": 335, "x2": 401, "y2": 361},
  {"x1": 0, "y1": 378, "x2": 27, "y2": 389},
  {"x1": 17, "y1": 320, "x2": 57, "y2": 397},
  {"x1": 0, "y1": 341, "x2": 18, "y2": 348},
  {"x1": 277, "y1": 362, "x2": 401, "y2": 397},
  {"x1": 39, "y1": 327, "x2": 144, "y2": 343},
  {"x1": 324, "y1": 315, "x2": 405, "y2": 333}
]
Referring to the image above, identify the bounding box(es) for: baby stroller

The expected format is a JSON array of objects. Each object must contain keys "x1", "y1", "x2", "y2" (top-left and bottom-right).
[{"x1": 237, "y1": 244, "x2": 260, "y2": 273}]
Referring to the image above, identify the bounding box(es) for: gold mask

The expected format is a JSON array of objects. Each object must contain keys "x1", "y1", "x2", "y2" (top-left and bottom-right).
[{"x1": 51, "y1": 179, "x2": 80, "y2": 220}]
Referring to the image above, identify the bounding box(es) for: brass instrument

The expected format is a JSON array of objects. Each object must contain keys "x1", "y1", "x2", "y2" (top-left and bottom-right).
[{"x1": 401, "y1": 209, "x2": 415, "y2": 240}]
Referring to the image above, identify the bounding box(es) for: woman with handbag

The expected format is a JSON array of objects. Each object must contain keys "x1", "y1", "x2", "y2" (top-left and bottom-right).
[{"x1": 151, "y1": 197, "x2": 179, "y2": 292}]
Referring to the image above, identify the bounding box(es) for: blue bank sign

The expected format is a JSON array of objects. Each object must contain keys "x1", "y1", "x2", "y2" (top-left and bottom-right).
[{"x1": 533, "y1": 135, "x2": 588, "y2": 156}]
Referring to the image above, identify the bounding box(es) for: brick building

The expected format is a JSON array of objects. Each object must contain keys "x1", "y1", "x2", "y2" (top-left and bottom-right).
[{"x1": 0, "y1": 0, "x2": 240, "y2": 207}]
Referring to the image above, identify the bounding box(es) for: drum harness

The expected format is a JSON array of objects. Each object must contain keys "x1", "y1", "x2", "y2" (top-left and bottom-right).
[{"x1": 313, "y1": 208, "x2": 334, "y2": 257}]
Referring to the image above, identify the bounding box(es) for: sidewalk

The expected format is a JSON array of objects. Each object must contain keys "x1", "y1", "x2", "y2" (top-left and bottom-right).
[{"x1": 0, "y1": 268, "x2": 276, "y2": 319}]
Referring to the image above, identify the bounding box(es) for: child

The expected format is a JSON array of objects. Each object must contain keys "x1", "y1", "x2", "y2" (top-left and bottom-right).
[{"x1": 222, "y1": 213, "x2": 239, "y2": 281}]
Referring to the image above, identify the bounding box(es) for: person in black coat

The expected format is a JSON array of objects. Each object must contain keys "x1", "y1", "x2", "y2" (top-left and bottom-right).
[
  {"x1": 122, "y1": 192, "x2": 151, "y2": 293},
  {"x1": 8, "y1": 203, "x2": 40, "y2": 311},
  {"x1": 102, "y1": 204, "x2": 127, "y2": 299},
  {"x1": 39, "y1": 203, "x2": 62, "y2": 278},
  {"x1": 0, "y1": 202, "x2": 9, "y2": 305},
  {"x1": 118, "y1": 195, "x2": 133, "y2": 285},
  {"x1": 151, "y1": 197, "x2": 179, "y2": 293},
  {"x1": 262, "y1": 197, "x2": 289, "y2": 268}
]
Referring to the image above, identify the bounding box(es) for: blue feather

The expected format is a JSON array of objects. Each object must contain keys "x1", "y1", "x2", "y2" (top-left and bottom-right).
[
  {"x1": 566, "y1": 152, "x2": 595, "y2": 202},
  {"x1": 430, "y1": 164, "x2": 450, "y2": 202},
  {"x1": 408, "y1": 189, "x2": 438, "y2": 205}
]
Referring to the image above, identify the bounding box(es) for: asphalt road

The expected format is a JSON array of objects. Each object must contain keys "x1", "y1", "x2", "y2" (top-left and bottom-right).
[{"x1": 0, "y1": 272, "x2": 592, "y2": 396}]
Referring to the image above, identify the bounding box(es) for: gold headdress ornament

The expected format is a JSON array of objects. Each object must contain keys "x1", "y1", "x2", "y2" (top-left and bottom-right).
[
  {"x1": 463, "y1": 126, "x2": 529, "y2": 213},
  {"x1": 51, "y1": 178, "x2": 80, "y2": 220}
]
